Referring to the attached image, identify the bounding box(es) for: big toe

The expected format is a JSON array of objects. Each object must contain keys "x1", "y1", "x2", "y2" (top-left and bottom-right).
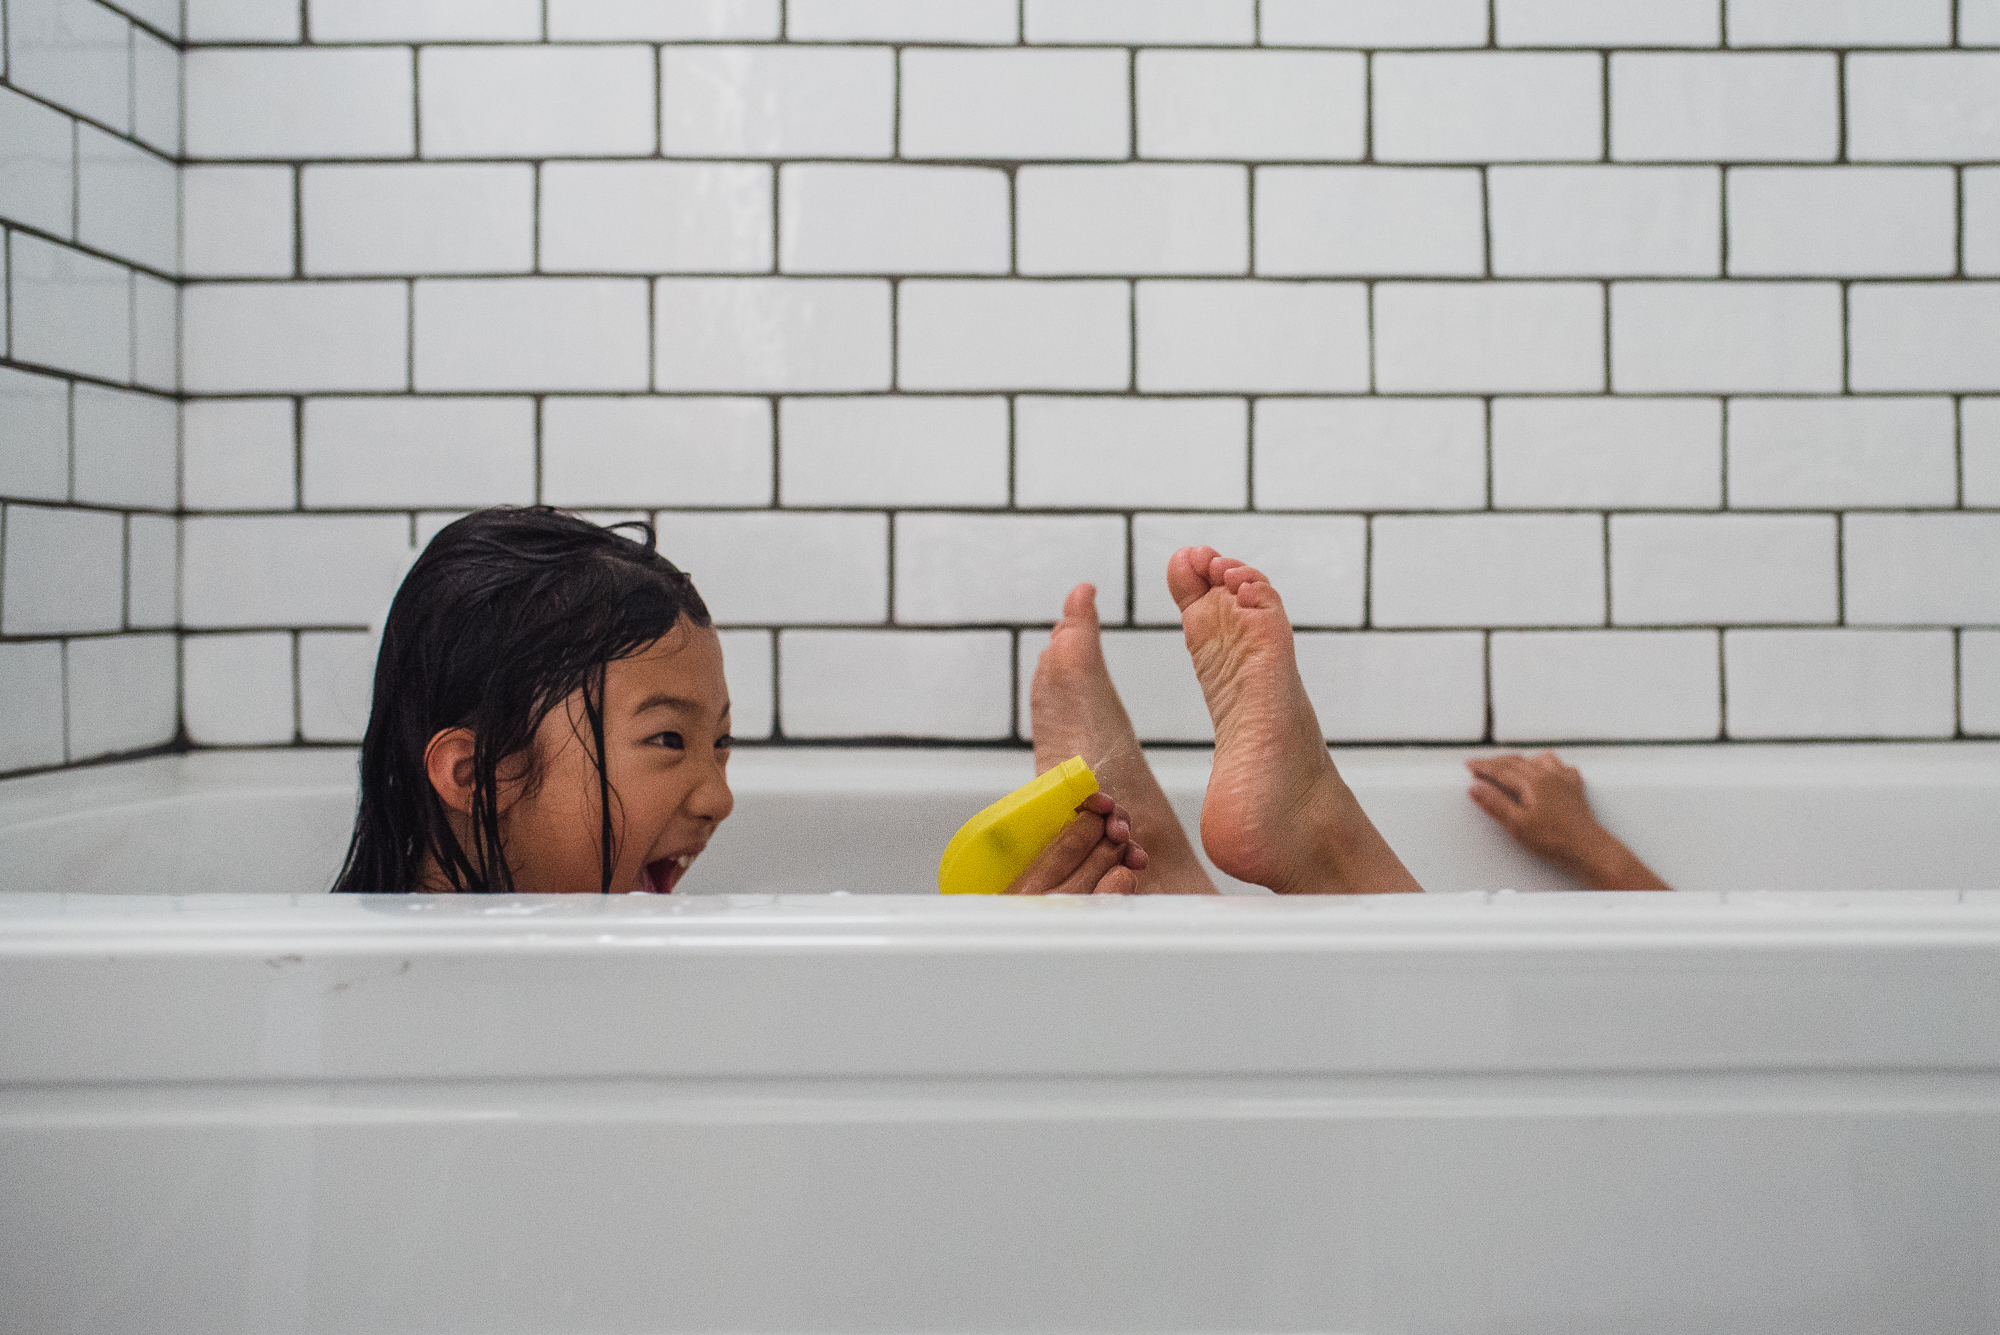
[
  {"x1": 1167, "y1": 546, "x2": 1220, "y2": 612},
  {"x1": 1061, "y1": 582, "x2": 1102, "y2": 628}
]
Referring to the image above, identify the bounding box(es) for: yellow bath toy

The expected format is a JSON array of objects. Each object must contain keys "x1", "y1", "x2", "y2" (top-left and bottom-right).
[{"x1": 937, "y1": 756, "x2": 1100, "y2": 895}]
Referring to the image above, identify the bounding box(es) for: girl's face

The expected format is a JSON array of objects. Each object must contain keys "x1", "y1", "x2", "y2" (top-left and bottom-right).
[{"x1": 501, "y1": 624, "x2": 735, "y2": 894}]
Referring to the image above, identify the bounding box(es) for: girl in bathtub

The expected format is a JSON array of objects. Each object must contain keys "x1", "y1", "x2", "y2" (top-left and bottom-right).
[{"x1": 332, "y1": 506, "x2": 1146, "y2": 895}]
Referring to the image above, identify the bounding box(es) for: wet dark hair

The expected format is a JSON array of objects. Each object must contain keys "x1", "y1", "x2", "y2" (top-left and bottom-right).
[{"x1": 333, "y1": 507, "x2": 711, "y2": 895}]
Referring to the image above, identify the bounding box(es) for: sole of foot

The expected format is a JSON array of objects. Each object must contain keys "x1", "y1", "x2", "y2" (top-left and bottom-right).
[{"x1": 1168, "y1": 547, "x2": 1422, "y2": 896}]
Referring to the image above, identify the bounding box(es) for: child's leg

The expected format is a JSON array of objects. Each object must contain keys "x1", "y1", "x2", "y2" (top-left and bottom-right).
[
  {"x1": 1169, "y1": 548, "x2": 1423, "y2": 895},
  {"x1": 1029, "y1": 583, "x2": 1217, "y2": 894},
  {"x1": 1467, "y1": 752, "x2": 1670, "y2": 890}
]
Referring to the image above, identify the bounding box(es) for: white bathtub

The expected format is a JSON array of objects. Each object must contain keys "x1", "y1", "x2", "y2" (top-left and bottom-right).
[
  {"x1": 2, "y1": 889, "x2": 1998, "y2": 1334},
  {"x1": 2, "y1": 746, "x2": 1998, "y2": 1333},
  {"x1": 1, "y1": 741, "x2": 1997, "y2": 895}
]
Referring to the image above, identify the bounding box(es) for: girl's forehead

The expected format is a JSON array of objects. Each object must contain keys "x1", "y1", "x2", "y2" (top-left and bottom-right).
[{"x1": 610, "y1": 627, "x2": 727, "y2": 698}]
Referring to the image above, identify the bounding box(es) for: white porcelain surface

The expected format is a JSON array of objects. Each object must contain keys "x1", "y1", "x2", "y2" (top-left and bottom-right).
[
  {"x1": 303, "y1": 397, "x2": 535, "y2": 510},
  {"x1": 1497, "y1": 0, "x2": 1719, "y2": 46},
  {"x1": 0, "y1": 504, "x2": 124, "y2": 635},
  {"x1": 1021, "y1": 164, "x2": 1247, "y2": 277},
  {"x1": 1612, "y1": 281, "x2": 1843, "y2": 393},
  {"x1": 180, "y1": 514, "x2": 414, "y2": 629},
  {"x1": 781, "y1": 631, "x2": 1013, "y2": 739},
  {"x1": 661, "y1": 46, "x2": 894, "y2": 158},
  {"x1": 1257, "y1": 166, "x2": 1483, "y2": 277},
  {"x1": 308, "y1": 0, "x2": 542, "y2": 42},
  {"x1": 0, "y1": 86, "x2": 76, "y2": 238},
  {"x1": 545, "y1": 397, "x2": 774, "y2": 508},
  {"x1": 1492, "y1": 396, "x2": 1721, "y2": 509},
  {"x1": 304, "y1": 164, "x2": 534, "y2": 276},
  {"x1": 75, "y1": 125, "x2": 176, "y2": 275},
  {"x1": 1845, "y1": 515, "x2": 2000, "y2": 626},
  {"x1": 3, "y1": 886, "x2": 1997, "y2": 1333},
  {"x1": 9, "y1": 234, "x2": 132, "y2": 384},
  {"x1": 1727, "y1": 396, "x2": 1958, "y2": 509},
  {"x1": 548, "y1": 0, "x2": 779, "y2": 41},
  {"x1": 787, "y1": 0, "x2": 1016, "y2": 43},
  {"x1": 1492, "y1": 629, "x2": 1721, "y2": 742},
  {"x1": 1255, "y1": 397, "x2": 1486, "y2": 511},
  {"x1": 0, "y1": 643, "x2": 65, "y2": 772},
  {"x1": 1138, "y1": 281, "x2": 1369, "y2": 393},
  {"x1": 71, "y1": 383, "x2": 176, "y2": 510},
  {"x1": 64, "y1": 633, "x2": 177, "y2": 761},
  {"x1": 1374, "y1": 282, "x2": 1603, "y2": 393},
  {"x1": 1489, "y1": 165, "x2": 1720, "y2": 277},
  {"x1": 1849, "y1": 284, "x2": 2000, "y2": 393},
  {"x1": 420, "y1": 46, "x2": 656, "y2": 159},
  {"x1": 550, "y1": 162, "x2": 773, "y2": 274},
  {"x1": 0, "y1": 368, "x2": 69, "y2": 502},
  {"x1": 1727, "y1": 0, "x2": 1950, "y2": 45},
  {"x1": 183, "y1": 281, "x2": 408, "y2": 394},
  {"x1": 185, "y1": 49, "x2": 414, "y2": 160},
  {"x1": 1374, "y1": 52, "x2": 1602, "y2": 163},
  {"x1": 1262, "y1": 0, "x2": 1488, "y2": 47},
  {"x1": 1611, "y1": 514, "x2": 1838, "y2": 626},
  {"x1": 780, "y1": 397, "x2": 1007, "y2": 508},
  {"x1": 8, "y1": 744, "x2": 2000, "y2": 900},
  {"x1": 416, "y1": 278, "x2": 650, "y2": 393},
  {"x1": 900, "y1": 49, "x2": 1128, "y2": 161},
  {"x1": 656, "y1": 511, "x2": 887, "y2": 625},
  {"x1": 1728, "y1": 167, "x2": 1957, "y2": 278},
  {"x1": 1372, "y1": 513, "x2": 1604, "y2": 628},
  {"x1": 1848, "y1": 53, "x2": 2000, "y2": 161},
  {"x1": 1029, "y1": 0, "x2": 1254, "y2": 46},
  {"x1": 181, "y1": 165, "x2": 294, "y2": 278},
  {"x1": 1015, "y1": 397, "x2": 1246, "y2": 509},
  {"x1": 1611, "y1": 52, "x2": 1839, "y2": 162},
  {"x1": 655, "y1": 278, "x2": 891, "y2": 392},
  {"x1": 894, "y1": 512, "x2": 1125, "y2": 625},
  {"x1": 1138, "y1": 50, "x2": 1363, "y2": 160},
  {"x1": 1724, "y1": 630, "x2": 1958, "y2": 740}
]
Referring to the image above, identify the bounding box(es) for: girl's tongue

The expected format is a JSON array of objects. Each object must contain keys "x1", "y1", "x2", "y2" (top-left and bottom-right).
[{"x1": 642, "y1": 855, "x2": 689, "y2": 894}]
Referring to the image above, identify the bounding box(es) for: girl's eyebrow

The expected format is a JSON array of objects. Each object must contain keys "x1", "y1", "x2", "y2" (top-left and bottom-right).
[
  {"x1": 632, "y1": 694, "x2": 701, "y2": 716},
  {"x1": 634, "y1": 694, "x2": 732, "y2": 721}
]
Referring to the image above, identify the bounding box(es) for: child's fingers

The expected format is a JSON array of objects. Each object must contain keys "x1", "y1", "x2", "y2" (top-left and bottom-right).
[
  {"x1": 1091, "y1": 865, "x2": 1138, "y2": 895},
  {"x1": 1076, "y1": 792, "x2": 1132, "y2": 845},
  {"x1": 1044, "y1": 834, "x2": 1132, "y2": 896},
  {"x1": 1003, "y1": 811, "x2": 1109, "y2": 895},
  {"x1": 1122, "y1": 839, "x2": 1148, "y2": 871},
  {"x1": 1467, "y1": 756, "x2": 1529, "y2": 802},
  {"x1": 1468, "y1": 778, "x2": 1521, "y2": 827}
]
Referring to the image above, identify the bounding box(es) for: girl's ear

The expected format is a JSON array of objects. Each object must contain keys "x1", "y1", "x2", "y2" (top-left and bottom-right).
[{"x1": 423, "y1": 728, "x2": 479, "y2": 815}]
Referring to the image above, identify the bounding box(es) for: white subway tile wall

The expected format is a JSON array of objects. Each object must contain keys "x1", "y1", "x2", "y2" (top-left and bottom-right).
[{"x1": 3, "y1": 1, "x2": 2000, "y2": 776}]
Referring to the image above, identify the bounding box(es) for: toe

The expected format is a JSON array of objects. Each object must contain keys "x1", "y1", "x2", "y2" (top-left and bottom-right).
[
  {"x1": 1167, "y1": 547, "x2": 1217, "y2": 611},
  {"x1": 1062, "y1": 582, "x2": 1101, "y2": 627}
]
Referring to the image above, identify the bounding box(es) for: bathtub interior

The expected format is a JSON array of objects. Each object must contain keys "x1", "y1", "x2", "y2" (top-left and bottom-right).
[{"x1": 0, "y1": 742, "x2": 1996, "y2": 895}]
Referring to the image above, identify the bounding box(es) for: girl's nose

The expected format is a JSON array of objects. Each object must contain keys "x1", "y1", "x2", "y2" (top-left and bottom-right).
[{"x1": 688, "y1": 758, "x2": 735, "y2": 825}]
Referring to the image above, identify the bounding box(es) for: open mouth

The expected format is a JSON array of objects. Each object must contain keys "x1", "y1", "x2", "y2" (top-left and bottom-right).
[{"x1": 641, "y1": 854, "x2": 695, "y2": 894}]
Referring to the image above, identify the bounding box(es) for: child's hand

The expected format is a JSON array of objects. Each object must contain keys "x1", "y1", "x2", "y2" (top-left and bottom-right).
[
  {"x1": 1003, "y1": 792, "x2": 1149, "y2": 895},
  {"x1": 1466, "y1": 752, "x2": 1669, "y2": 891}
]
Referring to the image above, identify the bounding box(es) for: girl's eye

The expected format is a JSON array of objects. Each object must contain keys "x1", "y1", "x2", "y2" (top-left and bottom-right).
[{"x1": 649, "y1": 732, "x2": 685, "y2": 750}]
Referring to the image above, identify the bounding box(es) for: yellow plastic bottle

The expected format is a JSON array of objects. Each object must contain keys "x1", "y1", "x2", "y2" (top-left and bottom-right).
[{"x1": 936, "y1": 756, "x2": 1100, "y2": 895}]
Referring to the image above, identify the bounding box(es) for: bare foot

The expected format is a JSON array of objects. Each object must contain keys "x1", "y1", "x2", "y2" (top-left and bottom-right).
[
  {"x1": 1467, "y1": 752, "x2": 1669, "y2": 890},
  {"x1": 1030, "y1": 583, "x2": 1216, "y2": 894},
  {"x1": 1032, "y1": 583, "x2": 1216, "y2": 895},
  {"x1": 1169, "y1": 547, "x2": 1421, "y2": 895}
]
